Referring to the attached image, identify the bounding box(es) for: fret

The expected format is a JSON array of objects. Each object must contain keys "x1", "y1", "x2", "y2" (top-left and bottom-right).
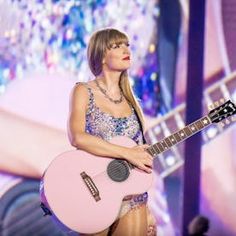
[
  {"x1": 173, "y1": 133, "x2": 181, "y2": 142},
  {"x1": 160, "y1": 139, "x2": 169, "y2": 151},
  {"x1": 200, "y1": 117, "x2": 211, "y2": 127},
  {"x1": 183, "y1": 127, "x2": 192, "y2": 136},
  {"x1": 165, "y1": 137, "x2": 172, "y2": 148},
  {"x1": 199, "y1": 117, "x2": 209, "y2": 128},
  {"x1": 151, "y1": 146, "x2": 157, "y2": 155},
  {"x1": 178, "y1": 129, "x2": 186, "y2": 139},
  {"x1": 147, "y1": 146, "x2": 155, "y2": 156},
  {"x1": 199, "y1": 119, "x2": 205, "y2": 128},
  {"x1": 169, "y1": 135, "x2": 177, "y2": 145},
  {"x1": 188, "y1": 123, "x2": 198, "y2": 134},
  {"x1": 157, "y1": 142, "x2": 165, "y2": 153},
  {"x1": 195, "y1": 120, "x2": 204, "y2": 130},
  {"x1": 153, "y1": 144, "x2": 160, "y2": 155}
]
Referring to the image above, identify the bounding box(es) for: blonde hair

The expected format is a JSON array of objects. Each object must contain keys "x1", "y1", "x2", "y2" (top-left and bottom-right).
[{"x1": 87, "y1": 28, "x2": 146, "y2": 132}]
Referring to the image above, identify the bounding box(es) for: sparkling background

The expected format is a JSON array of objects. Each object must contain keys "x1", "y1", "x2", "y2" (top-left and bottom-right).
[{"x1": 0, "y1": 0, "x2": 161, "y2": 116}]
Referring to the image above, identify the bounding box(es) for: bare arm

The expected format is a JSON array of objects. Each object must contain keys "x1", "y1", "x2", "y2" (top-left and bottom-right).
[
  {"x1": 68, "y1": 83, "x2": 130, "y2": 158},
  {"x1": 67, "y1": 83, "x2": 153, "y2": 173}
]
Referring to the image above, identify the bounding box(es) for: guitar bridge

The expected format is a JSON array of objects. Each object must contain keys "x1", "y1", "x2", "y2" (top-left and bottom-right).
[{"x1": 80, "y1": 171, "x2": 101, "y2": 202}]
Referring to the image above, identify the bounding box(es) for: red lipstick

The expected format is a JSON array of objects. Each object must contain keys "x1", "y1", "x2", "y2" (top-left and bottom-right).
[{"x1": 122, "y1": 56, "x2": 130, "y2": 60}]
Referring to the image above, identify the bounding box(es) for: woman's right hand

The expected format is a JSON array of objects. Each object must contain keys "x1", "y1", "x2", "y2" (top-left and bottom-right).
[{"x1": 124, "y1": 144, "x2": 153, "y2": 173}]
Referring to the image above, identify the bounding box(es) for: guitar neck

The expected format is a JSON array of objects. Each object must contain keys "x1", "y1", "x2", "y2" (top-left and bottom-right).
[
  {"x1": 145, "y1": 72, "x2": 236, "y2": 178},
  {"x1": 147, "y1": 116, "x2": 211, "y2": 156}
]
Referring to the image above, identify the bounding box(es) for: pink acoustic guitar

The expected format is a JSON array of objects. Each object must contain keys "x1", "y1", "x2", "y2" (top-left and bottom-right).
[{"x1": 40, "y1": 100, "x2": 236, "y2": 234}]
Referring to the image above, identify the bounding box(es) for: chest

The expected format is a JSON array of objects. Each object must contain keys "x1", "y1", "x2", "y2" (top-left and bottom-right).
[
  {"x1": 85, "y1": 107, "x2": 143, "y2": 144},
  {"x1": 91, "y1": 90, "x2": 133, "y2": 118}
]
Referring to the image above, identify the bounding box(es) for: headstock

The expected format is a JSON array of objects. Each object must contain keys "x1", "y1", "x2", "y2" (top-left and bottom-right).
[{"x1": 208, "y1": 100, "x2": 236, "y2": 123}]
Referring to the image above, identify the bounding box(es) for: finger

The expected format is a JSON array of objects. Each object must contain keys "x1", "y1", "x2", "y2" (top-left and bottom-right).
[
  {"x1": 146, "y1": 153, "x2": 153, "y2": 159},
  {"x1": 145, "y1": 167, "x2": 152, "y2": 173},
  {"x1": 134, "y1": 145, "x2": 145, "y2": 150},
  {"x1": 143, "y1": 145, "x2": 150, "y2": 151},
  {"x1": 139, "y1": 144, "x2": 150, "y2": 149},
  {"x1": 141, "y1": 164, "x2": 152, "y2": 173},
  {"x1": 147, "y1": 152, "x2": 153, "y2": 157},
  {"x1": 148, "y1": 156, "x2": 154, "y2": 162},
  {"x1": 143, "y1": 144, "x2": 150, "y2": 148},
  {"x1": 145, "y1": 161, "x2": 153, "y2": 168}
]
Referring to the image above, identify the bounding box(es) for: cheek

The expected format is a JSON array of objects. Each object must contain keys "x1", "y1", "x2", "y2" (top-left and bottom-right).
[
  {"x1": 106, "y1": 54, "x2": 121, "y2": 67},
  {"x1": 104, "y1": 51, "x2": 130, "y2": 70}
]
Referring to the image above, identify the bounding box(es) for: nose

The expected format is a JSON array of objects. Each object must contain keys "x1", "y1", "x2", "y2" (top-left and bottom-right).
[{"x1": 122, "y1": 45, "x2": 130, "y2": 54}]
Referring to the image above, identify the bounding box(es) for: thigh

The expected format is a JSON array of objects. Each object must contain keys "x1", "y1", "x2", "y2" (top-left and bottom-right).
[
  {"x1": 110, "y1": 204, "x2": 148, "y2": 236},
  {"x1": 146, "y1": 206, "x2": 157, "y2": 236}
]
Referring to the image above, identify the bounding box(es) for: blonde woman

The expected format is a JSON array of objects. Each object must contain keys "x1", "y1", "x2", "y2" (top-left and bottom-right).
[{"x1": 68, "y1": 28, "x2": 156, "y2": 236}]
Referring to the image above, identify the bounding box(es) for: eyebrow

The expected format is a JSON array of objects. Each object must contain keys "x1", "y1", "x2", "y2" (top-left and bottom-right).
[{"x1": 112, "y1": 41, "x2": 129, "y2": 46}]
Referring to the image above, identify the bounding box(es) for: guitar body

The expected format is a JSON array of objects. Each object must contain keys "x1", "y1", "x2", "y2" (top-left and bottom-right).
[{"x1": 41, "y1": 136, "x2": 154, "y2": 234}]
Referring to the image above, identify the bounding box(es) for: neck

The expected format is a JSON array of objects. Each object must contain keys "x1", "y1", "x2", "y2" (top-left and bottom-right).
[{"x1": 96, "y1": 71, "x2": 122, "y2": 92}]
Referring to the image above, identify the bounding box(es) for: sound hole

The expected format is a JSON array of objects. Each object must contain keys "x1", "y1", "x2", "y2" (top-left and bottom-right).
[{"x1": 107, "y1": 160, "x2": 130, "y2": 182}]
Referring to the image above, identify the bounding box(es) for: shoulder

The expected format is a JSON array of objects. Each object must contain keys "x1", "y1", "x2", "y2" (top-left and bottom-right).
[
  {"x1": 69, "y1": 82, "x2": 90, "y2": 106},
  {"x1": 74, "y1": 80, "x2": 97, "y2": 91},
  {"x1": 72, "y1": 82, "x2": 89, "y2": 96}
]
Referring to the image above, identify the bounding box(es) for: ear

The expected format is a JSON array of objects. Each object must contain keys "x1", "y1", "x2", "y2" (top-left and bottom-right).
[{"x1": 102, "y1": 51, "x2": 108, "y2": 64}]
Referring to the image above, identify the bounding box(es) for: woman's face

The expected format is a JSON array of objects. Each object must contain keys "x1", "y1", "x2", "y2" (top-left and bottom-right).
[{"x1": 103, "y1": 41, "x2": 131, "y2": 72}]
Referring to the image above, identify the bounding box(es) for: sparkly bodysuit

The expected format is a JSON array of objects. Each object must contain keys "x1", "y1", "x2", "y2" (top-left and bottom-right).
[{"x1": 80, "y1": 82, "x2": 149, "y2": 218}]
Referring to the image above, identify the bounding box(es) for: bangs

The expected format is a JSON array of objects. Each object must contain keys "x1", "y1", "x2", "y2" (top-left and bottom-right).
[{"x1": 106, "y1": 29, "x2": 129, "y2": 49}]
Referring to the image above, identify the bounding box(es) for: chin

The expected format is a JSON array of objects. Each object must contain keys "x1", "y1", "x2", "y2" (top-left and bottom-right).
[{"x1": 118, "y1": 64, "x2": 131, "y2": 71}]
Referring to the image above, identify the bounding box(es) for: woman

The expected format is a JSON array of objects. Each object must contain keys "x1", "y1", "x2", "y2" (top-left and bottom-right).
[{"x1": 68, "y1": 28, "x2": 156, "y2": 236}]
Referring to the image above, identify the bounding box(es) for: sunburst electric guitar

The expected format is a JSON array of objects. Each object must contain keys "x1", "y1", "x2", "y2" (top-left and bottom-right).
[{"x1": 40, "y1": 100, "x2": 236, "y2": 234}]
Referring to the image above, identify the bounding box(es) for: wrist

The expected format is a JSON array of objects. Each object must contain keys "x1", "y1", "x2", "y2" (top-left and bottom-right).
[{"x1": 118, "y1": 146, "x2": 131, "y2": 161}]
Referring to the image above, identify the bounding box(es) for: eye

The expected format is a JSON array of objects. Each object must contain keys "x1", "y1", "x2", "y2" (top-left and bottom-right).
[
  {"x1": 111, "y1": 42, "x2": 130, "y2": 49},
  {"x1": 111, "y1": 44, "x2": 120, "y2": 49}
]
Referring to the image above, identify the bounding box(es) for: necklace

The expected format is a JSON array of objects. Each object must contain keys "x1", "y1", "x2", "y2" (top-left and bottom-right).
[{"x1": 95, "y1": 79, "x2": 123, "y2": 104}]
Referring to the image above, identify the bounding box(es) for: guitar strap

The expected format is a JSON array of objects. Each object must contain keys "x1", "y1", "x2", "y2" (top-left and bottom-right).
[{"x1": 133, "y1": 107, "x2": 147, "y2": 145}]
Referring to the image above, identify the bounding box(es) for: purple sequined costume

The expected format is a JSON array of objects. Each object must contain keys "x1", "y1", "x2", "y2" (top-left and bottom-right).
[{"x1": 79, "y1": 82, "x2": 148, "y2": 218}]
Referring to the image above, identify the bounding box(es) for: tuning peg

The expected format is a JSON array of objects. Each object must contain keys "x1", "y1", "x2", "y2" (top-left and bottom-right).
[
  {"x1": 231, "y1": 116, "x2": 236, "y2": 122},
  {"x1": 214, "y1": 101, "x2": 220, "y2": 107},
  {"x1": 219, "y1": 122, "x2": 225, "y2": 128},
  {"x1": 208, "y1": 104, "x2": 214, "y2": 110},
  {"x1": 220, "y1": 98, "x2": 225, "y2": 104},
  {"x1": 225, "y1": 119, "x2": 230, "y2": 125}
]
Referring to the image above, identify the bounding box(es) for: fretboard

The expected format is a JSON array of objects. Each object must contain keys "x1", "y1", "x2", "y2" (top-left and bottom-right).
[{"x1": 147, "y1": 116, "x2": 211, "y2": 156}]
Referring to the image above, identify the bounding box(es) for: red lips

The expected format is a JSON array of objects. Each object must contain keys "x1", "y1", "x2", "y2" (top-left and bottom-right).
[{"x1": 122, "y1": 56, "x2": 130, "y2": 60}]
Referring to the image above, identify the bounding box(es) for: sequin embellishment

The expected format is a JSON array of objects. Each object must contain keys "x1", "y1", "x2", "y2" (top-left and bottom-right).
[{"x1": 84, "y1": 84, "x2": 144, "y2": 145}]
